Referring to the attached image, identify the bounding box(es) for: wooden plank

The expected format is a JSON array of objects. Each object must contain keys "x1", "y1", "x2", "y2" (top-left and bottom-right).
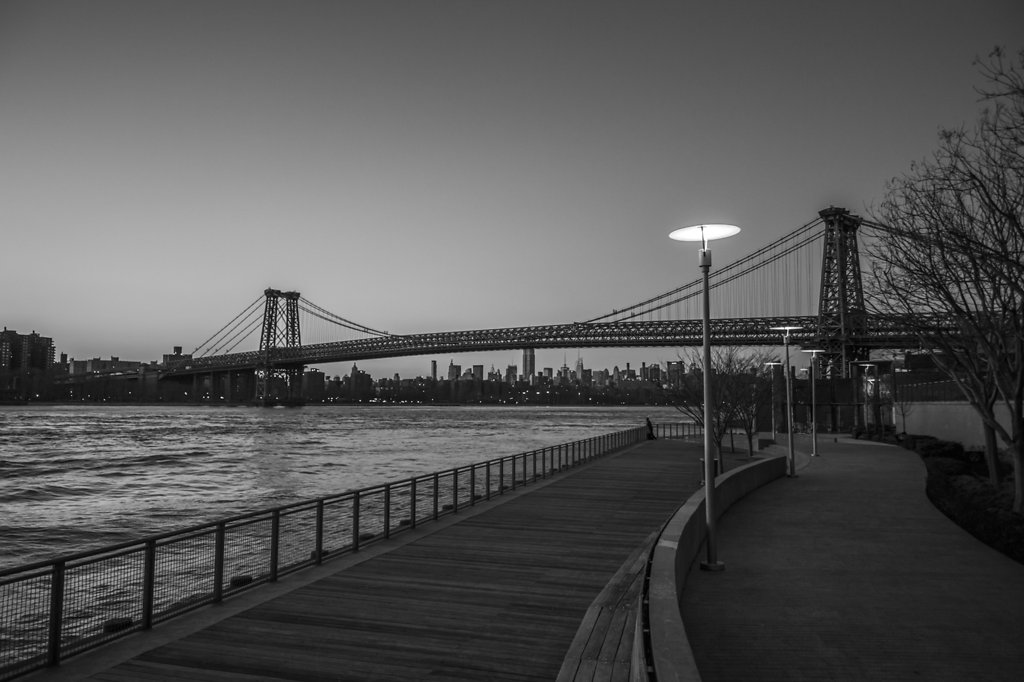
[{"x1": 63, "y1": 441, "x2": 714, "y2": 681}]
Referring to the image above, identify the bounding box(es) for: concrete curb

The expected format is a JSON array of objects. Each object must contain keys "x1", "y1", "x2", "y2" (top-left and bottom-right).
[{"x1": 643, "y1": 455, "x2": 787, "y2": 681}]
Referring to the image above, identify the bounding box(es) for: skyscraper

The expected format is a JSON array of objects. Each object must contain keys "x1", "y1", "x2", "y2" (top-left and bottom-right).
[{"x1": 522, "y1": 348, "x2": 536, "y2": 384}]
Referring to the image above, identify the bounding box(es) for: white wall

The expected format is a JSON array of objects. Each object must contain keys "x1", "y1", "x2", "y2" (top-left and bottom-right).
[{"x1": 903, "y1": 402, "x2": 1012, "y2": 451}]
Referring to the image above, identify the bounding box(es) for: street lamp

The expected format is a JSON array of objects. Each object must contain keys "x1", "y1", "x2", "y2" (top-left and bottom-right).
[
  {"x1": 802, "y1": 349, "x2": 825, "y2": 457},
  {"x1": 860, "y1": 362, "x2": 880, "y2": 436},
  {"x1": 764, "y1": 361, "x2": 782, "y2": 441},
  {"x1": 770, "y1": 326, "x2": 801, "y2": 476},
  {"x1": 670, "y1": 222, "x2": 740, "y2": 572}
]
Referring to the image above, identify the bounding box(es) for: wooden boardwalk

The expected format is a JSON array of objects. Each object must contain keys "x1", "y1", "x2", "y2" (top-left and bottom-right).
[{"x1": 46, "y1": 440, "x2": 710, "y2": 682}]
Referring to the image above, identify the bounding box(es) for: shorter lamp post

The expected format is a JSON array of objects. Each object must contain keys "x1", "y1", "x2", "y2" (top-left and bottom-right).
[
  {"x1": 770, "y1": 326, "x2": 801, "y2": 476},
  {"x1": 860, "y1": 362, "x2": 880, "y2": 437},
  {"x1": 802, "y1": 349, "x2": 824, "y2": 457},
  {"x1": 764, "y1": 361, "x2": 782, "y2": 441}
]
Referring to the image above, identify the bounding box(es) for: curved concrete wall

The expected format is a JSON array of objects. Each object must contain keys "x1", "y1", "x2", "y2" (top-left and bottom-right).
[{"x1": 643, "y1": 455, "x2": 787, "y2": 681}]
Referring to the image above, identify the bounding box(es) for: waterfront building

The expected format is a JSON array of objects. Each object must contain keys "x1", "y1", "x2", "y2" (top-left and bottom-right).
[
  {"x1": 303, "y1": 370, "x2": 326, "y2": 401},
  {"x1": 1, "y1": 328, "x2": 55, "y2": 400},
  {"x1": 448, "y1": 360, "x2": 461, "y2": 381}
]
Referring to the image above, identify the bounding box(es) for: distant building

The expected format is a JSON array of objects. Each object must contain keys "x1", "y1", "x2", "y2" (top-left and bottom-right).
[
  {"x1": 431, "y1": 360, "x2": 437, "y2": 381},
  {"x1": 303, "y1": 369, "x2": 326, "y2": 401},
  {"x1": 666, "y1": 361, "x2": 684, "y2": 387},
  {"x1": 162, "y1": 346, "x2": 193, "y2": 369},
  {"x1": 522, "y1": 348, "x2": 536, "y2": 384},
  {"x1": 0, "y1": 328, "x2": 56, "y2": 399},
  {"x1": 448, "y1": 360, "x2": 461, "y2": 381},
  {"x1": 0, "y1": 328, "x2": 54, "y2": 373}
]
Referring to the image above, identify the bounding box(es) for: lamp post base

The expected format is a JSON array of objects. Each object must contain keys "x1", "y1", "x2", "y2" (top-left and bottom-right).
[{"x1": 700, "y1": 560, "x2": 726, "y2": 572}]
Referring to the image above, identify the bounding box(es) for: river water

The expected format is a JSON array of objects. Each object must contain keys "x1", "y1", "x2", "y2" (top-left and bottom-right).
[{"x1": 0, "y1": 404, "x2": 684, "y2": 570}]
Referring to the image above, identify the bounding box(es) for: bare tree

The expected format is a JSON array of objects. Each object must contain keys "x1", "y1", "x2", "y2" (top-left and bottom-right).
[
  {"x1": 665, "y1": 346, "x2": 778, "y2": 468},
  {"x1": 864, "y1": 47, "x2": 1024, "y2": 511}
]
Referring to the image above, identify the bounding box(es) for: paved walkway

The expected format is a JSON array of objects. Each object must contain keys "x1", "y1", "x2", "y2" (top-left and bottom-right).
[{"x1": 681, "y1": 435, "x2": 1024, "y2": 681}]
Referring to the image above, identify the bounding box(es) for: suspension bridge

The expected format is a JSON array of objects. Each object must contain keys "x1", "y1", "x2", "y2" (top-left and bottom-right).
[{"x1": 157, "y1": 206, "x2": 947, "y2": 400}]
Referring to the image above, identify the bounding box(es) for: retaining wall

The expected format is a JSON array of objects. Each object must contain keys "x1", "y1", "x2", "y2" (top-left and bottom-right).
[{"x1": 641, "y1": 455, "x2": 787, "y2": 681}]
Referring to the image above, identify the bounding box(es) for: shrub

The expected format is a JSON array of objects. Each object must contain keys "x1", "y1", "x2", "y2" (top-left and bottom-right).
[
  {"x1": 902, "y1": 434, "x2": 936, "y2": 451},
  {"x1": 917, "y1": 439, "x2": 965, "y2": 460},
  {"x1": 926, "y1": 456, "x2": 970, "y2": 477},
  {"x1": 924, "y1": 463, "x2": 1024, "y2": 566}
]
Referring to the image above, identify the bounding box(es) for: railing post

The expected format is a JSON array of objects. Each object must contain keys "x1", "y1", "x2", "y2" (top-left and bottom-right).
[
  {"x1": 410, "y1": 478, "x2": 418, "y2": 528},
  {"x1": 470, "y1": 466, "x2": 476, "y2": 506},
  {"x1": 213, "y1": 522, "x2": 225, "y2": 602},
  {"x1": 485, "y1": 463, "x2": 491, "y2": 499},
  {"x1": 270, "y1": 510, "x2": 280, "y2": 582},
  {"x1": 315, "y1": 500, "x2": 324, "y2": 563},
  {"x1": 433, "y1": 473, "x2": 439, "y2": 519},
  {"x1": 452, "y1": 470, "x2": 459, "y2": 512},
  {"x1": 353, "y1": 491, "x2": 361, "y2": 551},
  {"x1": 142, "y1": 539, "x2": 156, "y2": 629},
  {"x1": 499, "y1": 459, "x2": 505, "y2": 494},
  {"x1": 47, "y1": 561, "x2": 65, "y2": 667},
  {"x1": 384, "y1": 485, "x2": 392, "y2": 537},
  {"x1": 541, "y1": 448, "x2": 547, "y2": 478}
]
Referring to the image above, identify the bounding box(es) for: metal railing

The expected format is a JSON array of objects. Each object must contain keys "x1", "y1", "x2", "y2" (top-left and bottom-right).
[
  {"x1": 651, "y1": 422, "x2": 701, "y2": 440},
  {"x1": 0, "y1": 425, "x2": 652, "y2": 680}
]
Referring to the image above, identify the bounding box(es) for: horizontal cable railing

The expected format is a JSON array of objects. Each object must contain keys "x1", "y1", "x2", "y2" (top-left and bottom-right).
[{"x1": 0, "y1": 424, "x2": 693, "y2": 680}]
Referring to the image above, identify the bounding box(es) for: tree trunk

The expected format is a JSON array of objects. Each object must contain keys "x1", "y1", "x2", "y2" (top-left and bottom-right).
[
  {"x1": 983, "y1": 422, "x2": 1000, "y2": 487},
  {"x1": 1014, "y1": 408, "x2": 1024, "y2": 515},
  {"x1": 1014, "y1": 442, "x2": 1023, "y2": 515}
]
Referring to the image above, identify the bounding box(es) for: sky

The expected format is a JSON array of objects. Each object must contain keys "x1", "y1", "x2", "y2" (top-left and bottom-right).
[{"x1": 2, "y1": 0, "x2": 1022, "y2": 379}]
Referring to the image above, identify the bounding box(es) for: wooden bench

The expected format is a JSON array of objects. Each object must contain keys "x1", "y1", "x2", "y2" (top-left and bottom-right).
[{"x1": 556, "y1": 530, "x2": 658, "y2": 681}]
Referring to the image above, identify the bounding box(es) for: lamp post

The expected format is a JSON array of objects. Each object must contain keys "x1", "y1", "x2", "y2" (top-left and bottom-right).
[
  {"x1": 670, "y1": 222, "x2": 740, "y2": 572},
  {"x1": 770, "y1": 326, "x2": 801, "y2": 476},
  {"x1": 802, "y1": 349, "x2": 824, "y2": 457},
  {"x1": 860, "y1": 362, "x2": 880, "y2": 436},
  {"x1": 764, "y1": 361, "x2": 782, "y2": 441}
]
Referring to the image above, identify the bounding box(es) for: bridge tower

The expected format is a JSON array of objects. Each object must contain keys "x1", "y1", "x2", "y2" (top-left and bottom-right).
[
  {"x1": 816, "y1": 207, "x2": 869, "y2": 378},
  {"x1": 255, "y1": 288, "x2": 304, "y2": 403}
]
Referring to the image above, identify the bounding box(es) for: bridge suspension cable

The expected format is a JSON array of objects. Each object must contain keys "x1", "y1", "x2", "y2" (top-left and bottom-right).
[
  {"x1": 585, "y1": 217, "x2": 826, "y2": 323},
  {"x1": 192, "y1": 294, "x2": 265, "y2": 358},
  {"x1": 297, "y1": 297, "x2": 392, "y2": 338}
]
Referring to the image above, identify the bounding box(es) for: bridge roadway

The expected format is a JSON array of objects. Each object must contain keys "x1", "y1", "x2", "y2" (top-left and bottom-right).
[
  {"x1": 168, "y1": 314, "x2": 943, "y2": 375},
  {"x1": 34, "y1": 438, "x2": 720, "y2": 681}
]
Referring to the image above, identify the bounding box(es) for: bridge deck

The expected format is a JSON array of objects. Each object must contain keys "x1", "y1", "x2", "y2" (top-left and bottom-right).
[{"x1": 48, "y1": 439, "x2": 728, "y2": 682}]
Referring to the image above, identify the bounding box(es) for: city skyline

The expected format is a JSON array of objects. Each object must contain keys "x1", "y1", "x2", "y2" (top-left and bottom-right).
[{"x1": 2, "y1": 1, "x2": 1021, "y2": 379}]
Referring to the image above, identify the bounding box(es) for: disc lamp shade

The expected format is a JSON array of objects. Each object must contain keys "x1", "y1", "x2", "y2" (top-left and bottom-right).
[{"x1": 669, "y1": 224, "x2": 741, "y2": 242}]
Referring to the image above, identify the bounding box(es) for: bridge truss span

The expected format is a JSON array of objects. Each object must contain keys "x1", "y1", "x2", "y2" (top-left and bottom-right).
[{"x1": 170, "y1": 314, "x2": 939, "y2": 376}]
